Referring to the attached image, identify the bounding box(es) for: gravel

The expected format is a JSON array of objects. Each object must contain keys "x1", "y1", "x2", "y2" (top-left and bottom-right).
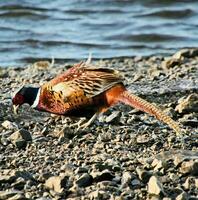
[{"x1": 0, "y1": 49, "x2": 198, "y2": 199}]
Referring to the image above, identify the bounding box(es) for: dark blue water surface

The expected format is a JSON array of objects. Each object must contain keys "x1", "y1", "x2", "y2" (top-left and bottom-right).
[{"x1": 0, "y1": 0, "x2": 198, "y2": 67}]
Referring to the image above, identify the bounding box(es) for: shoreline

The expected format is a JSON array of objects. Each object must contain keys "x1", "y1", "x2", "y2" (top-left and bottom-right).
[
  {"x1": 0, "y1": 48, "x2": 198, "y2": 199},
  {"x1": 0, "y1": 47, "x2": 196, "y2": 69}
]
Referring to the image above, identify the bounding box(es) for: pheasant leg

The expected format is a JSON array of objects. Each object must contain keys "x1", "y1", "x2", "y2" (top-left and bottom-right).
[
  {"x1": 69, "y1": 118, "x2": 87, "y2": 129},
  {"x1": 76, "y1": 112, "x2": 99, "y2": 131}
]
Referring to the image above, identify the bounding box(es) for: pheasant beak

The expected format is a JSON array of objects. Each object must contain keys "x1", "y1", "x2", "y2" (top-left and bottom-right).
[{"x1": 13, "y1": 105, "x2": 19, "y2": 114}]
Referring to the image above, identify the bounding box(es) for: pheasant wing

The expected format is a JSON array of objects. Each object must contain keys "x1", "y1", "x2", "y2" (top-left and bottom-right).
[
  {"x1": 46, "y1": 61, "x2": 87, "y2": 86},
  {"x1": 39, "y1": 65, "x2": 124, "y2": 114},
  {"x1": 51, "y1": 67, "x2": 124, "y2": 99}
]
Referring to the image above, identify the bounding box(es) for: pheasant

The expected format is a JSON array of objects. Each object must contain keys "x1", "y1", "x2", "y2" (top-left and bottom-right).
[{"x1": 12, "y1": 59, "x2": 182, "y2": 135}]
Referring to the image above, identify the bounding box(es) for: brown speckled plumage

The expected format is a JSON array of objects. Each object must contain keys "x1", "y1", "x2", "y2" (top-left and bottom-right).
[
  {"x1": 37, "y1": 62, "x2": 124, "y2": 116},
  {"x1": 12, "y1": 60, "x2": 182, "y2": 134}
]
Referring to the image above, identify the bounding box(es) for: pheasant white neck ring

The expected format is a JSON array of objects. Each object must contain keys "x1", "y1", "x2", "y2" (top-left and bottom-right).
[{"x1": 32, "y1": 88, "x2": 41, "y2": 108}]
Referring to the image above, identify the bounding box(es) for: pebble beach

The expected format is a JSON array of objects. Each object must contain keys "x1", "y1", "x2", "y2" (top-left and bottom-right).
[{"x1": 0, "y1": 49, "x2": 198, "y2": 199}]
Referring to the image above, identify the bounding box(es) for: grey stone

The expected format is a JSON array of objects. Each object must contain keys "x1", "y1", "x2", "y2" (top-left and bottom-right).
[
  {"x1": 195, "y1": 178, "x2": 198, "y2": 188},
  {"x1": 121, "y1": 171, "x2": 133, "y2": 187},
  {"x1": 152, "y1": 158, "x2": 167, "y2": 171},
  {"x1": 134, "y1": 56, "x2": 143, "y2": 62},
  {"x1": 7, "y1": 193, "x2": 27, "y2": 200},
  {"x1": 0, "y1": 175, "x2": 16, "y2": 184},
  {"x1": 0, "y1": 70, "x2": 8, "y2": 78},
  {"x1": 0, "y1": 190, "x2": 24, "y2": 200},
  {"x1": 190, "y1": 48, "x2": 198, "y2": 57},
  {"x1": 14, "y1": 139, "x2": 27, "y2": 149},
  {"x1": 183, "y1": 177, "x2": 197, "y2": 190},
  {"x1": 175, "y1": 93, "x2": 198, "y2": 114},
  {"x1": 149, "y1": 196, "x2": 161, "y2": 200},
  {"x1": 173, "y1": 49, "x2": 192, "y2": 59},
  {"x1": 172, "y1": 150, "x2": 198, "y2": 167},
  {"x1": 105, "y1": 111, "x2": 121, "y2": 124},
  {"x1": 11, "y1": 177, "x2": 26, "y2": 190},
  {"x1": 96, "y1": 180, "x2": 117, "y2": 189},
  {"x1": 0, "y1": 135, "x2": 9, "y2": 146},
  {"x1": 91, "y1": 170, "x2": 114, "y2": 182},
  {"x1": 147, "y1": 176, "x2": 164, "y2": 196},
  {"x1": 180, "y1": 160, "x2": 198, "y2": 175},
  {"x1": 136, "y1": 134, "x2": 150, "y2": 144},
  {"x1": 15, "y1": 170, "x2": 34, "y2": 181},
  {"x1": 38, "y1": 172, "x2": 54, "y2": 182},
  {"x1": 9, "y1": 129, "x2": 32, "y2": 149},
  {"x1": 136, "y1": 167, "x2": 152, "y2": 183},
  {"x1": 1, "y1": 120, "x2": 16, "y2": 129},
  {"x1": 176, "y1": 192, "x2": 188, "y2": 200},
  {"x1": 120, "y1": 190, "x2": 135, "y2": 199},
  {"x1": 97, "y1": 131, "x2": 112, "y2": 142},
  {"x1": 169, "y1": 173, "x2": 179, "y2": 182},
  {"x1": 33, "y1": 60, "x2": 51, "y2": 70},
  {"x1": 162, "y1": 57, "x2": 181, "y2": 69},
  {"x1": 88, "y1": 190, "x2": 110, "y2": 199},
  {"x1": 131, "y1": 179, "x2": 141, "y2": 188},
  {"x1": 45, "y1": 175, "x2": 68, "y2": 193},
  {"x1": 173, "y1": 48, "x2": 198, "y2": 59},
  {"x1": 75, "y1": 167, "x2": 89, "y2": 174},
  {"x1": 76, "y1": 173, "x2": 93, "y2": 187}
]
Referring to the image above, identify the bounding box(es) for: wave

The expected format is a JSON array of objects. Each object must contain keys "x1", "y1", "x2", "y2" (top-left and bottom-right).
[
  {"x1": 0, "y1": 0, "x2": 197, "y2": 66},
  {"x1": 136, "y1": 9, "x2": 194, "y2": 19}
]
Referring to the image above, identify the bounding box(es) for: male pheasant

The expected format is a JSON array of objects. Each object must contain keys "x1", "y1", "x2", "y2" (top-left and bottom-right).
[{"x1": 12, "y1": 59, "x2": 181, "y2": 135}]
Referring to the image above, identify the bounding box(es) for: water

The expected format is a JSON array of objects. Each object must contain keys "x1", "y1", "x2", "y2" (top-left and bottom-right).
[{"x1": 0, "y1": 0, "x2": 198, "y2": 67}]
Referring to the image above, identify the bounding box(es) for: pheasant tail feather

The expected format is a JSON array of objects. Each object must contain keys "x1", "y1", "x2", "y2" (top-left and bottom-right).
[{"x1": 118, "y1": 90, "x2": 181, "y2": 135}]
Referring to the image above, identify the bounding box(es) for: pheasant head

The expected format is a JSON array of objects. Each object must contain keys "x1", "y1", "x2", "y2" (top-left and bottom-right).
[{"x1": 12, "y1": 86, "x2": 40, "y2": 114}]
